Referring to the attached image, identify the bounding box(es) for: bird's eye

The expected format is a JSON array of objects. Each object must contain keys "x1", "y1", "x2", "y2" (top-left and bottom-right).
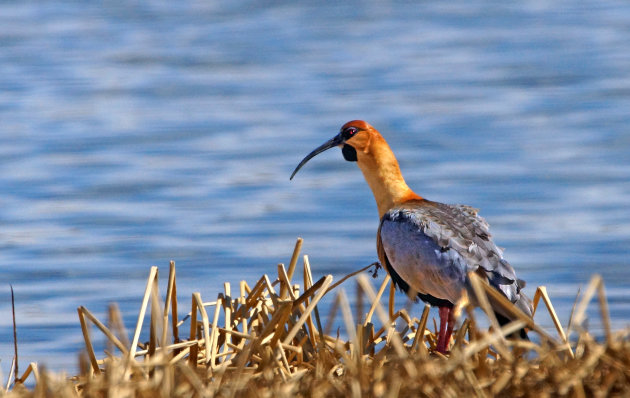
[{"x1": 342, "y1": 127, "x2": 358, "y2": 139}]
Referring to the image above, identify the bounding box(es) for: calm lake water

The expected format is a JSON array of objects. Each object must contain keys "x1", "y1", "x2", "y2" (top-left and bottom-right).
[{"x1": 1, "y1": 1, "x2": 629, "y2": 374}]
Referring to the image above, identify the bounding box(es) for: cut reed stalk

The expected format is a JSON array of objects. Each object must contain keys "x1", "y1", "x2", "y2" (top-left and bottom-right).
[{"x1": 77, "y1": 307, "x2": 100, "y2": 375}]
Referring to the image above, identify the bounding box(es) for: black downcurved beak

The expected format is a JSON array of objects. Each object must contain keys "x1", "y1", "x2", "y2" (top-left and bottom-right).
[{"x1": 290, "y1": 134, "x2": 343, "y2": 180}]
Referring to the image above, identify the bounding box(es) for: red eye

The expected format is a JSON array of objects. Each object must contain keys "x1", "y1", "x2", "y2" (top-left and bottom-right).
[{"x1": 341, "y1": 126, "x2": 359, "y2": 140}]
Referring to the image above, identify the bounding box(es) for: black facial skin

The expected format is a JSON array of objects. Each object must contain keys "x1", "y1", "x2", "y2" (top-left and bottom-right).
[
  {"x1": 342, "y1": 144, "x2": 357, "y2": 161},
  {"x1": 340, "y1": 126, "x2": 359, "y2": 161}
]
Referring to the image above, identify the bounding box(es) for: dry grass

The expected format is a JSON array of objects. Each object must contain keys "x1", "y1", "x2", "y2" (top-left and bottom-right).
[{"x1": 4, "y1": 238, "x2": 630, "y2": 397}]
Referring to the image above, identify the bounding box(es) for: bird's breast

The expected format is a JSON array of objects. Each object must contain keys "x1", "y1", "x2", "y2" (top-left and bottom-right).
[{"x1": 380, "y1": 217, "x2": 473, "y2": 303}]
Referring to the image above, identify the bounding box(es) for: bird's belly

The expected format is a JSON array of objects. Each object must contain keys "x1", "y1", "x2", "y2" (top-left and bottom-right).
[{"x1": 382, "y1": 228, "x2": 469, "y2": 303}]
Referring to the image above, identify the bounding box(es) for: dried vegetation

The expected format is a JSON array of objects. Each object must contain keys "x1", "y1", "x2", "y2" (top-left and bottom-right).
[{"x1": 4, "y1": 238, "x2": 630, "y2": 397}]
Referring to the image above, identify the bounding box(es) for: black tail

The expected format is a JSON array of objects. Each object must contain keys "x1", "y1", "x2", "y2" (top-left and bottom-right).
[{"x1": 495, "y1": 312, "x2": 529, "y2": 340}]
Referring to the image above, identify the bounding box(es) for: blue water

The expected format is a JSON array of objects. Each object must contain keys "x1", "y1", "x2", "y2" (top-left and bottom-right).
[{"x1": 1, "y1": 1, "x2": 629, "y2": 375}]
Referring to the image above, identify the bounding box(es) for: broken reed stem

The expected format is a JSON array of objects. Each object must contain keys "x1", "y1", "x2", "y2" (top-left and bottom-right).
[
  {"x1": 188, "y1": 294, "x2": 199, "y2": 368},
  {"x1": 453, "y1": 318, "x2": 470, "y2": 351},
  {"x1": 532, "y1": 286, "x2": 574, "y2": 358},
  {"x1": 79, "y1": 306, "x2": 129, "y2": 356},
  {"x1": 569, "y1": 275, "x2": 612, "y2": 344},
  {"x1": 108, "y1": 303, "x2": 130, "y2": 350},
  {"x1": 128, "y1": 266, "x2": 159, "y2": 370},
  {"x1": 283, "y1": 275, "x2": 333, "y2": 345},
  {"x1": 5, "y1": 357, "x2": 15, "y2": 391},
  {"x1": 467, "y1": 272, "x2": 512, "y2": 361},
  {"x1": 469, "y1": 272, "x2": 560, "y2": 345},
  {"x1": 77, "y1": 307, "x2": 101, "y2": 375},
  {"x1": 325, "y1": 261, "x2": 379, "y2": 295},
  {"x1": 388, "y1": 280, "x2": 395, "y2": 320},
  {"x1": 356, "y1": 276, "x2": 413, "y2": 363},
  {"x1": 239, "y1": 280, "x2": 249, "y2": 350},
  {"x1": 223, "y1": 283, "x2": 234, "y2": 364},
  {"x1": 338, "y1": 291, "x2": 358, "y2": 359},
  {"x1": 14, "y1": 363, "x2": 39, "y2": 386},
  {"x1": 209, "y1": 295, "x2": 223, "y2": 367},
  {"x1": 364, "y1": 275, "x2": 391, "y2": 326},
  {"x1": 303, "y1": 254, "x2": 325, "y2": 341},
  {"x1": 10, "y1": 285, "x2": 18, "y2": 387},
  {"x1": 281, "y1": 237, "x2": 303, "y2": 298},
  {"x1": 597, "y1": 280, "x2": 612, "y2": 344},
  {"x1": 163, "y1": 260, "x2": 176, "y2": 348},
  {"x1": 292, "y1": 275, "x2": 328, "y2": 310},
  {"x1": 278, "y1": 264, "x2": 297, "y2": 301},
  {"x1": 412, "y1": 304, "x2": 431, "y2": 354},
  {"x1": 192, "y1": 292, "x2": 212, "y2": 366},
  {"x1": 149, "y1": 268, "x2": 160, "y2": 358},
  {"x1": 456, "y1": 320, "x2": 528, "y2": 365}
]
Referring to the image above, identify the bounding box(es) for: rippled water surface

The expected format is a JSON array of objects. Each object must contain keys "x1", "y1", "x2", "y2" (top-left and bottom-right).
[{"x1": 1, "y1": 1, "x2": 629, "y2": 373}]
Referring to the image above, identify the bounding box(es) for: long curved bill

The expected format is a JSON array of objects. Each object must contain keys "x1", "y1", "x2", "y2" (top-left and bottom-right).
[{"x1": 290, "y1": 134, "x2": 343, "y2": 180}]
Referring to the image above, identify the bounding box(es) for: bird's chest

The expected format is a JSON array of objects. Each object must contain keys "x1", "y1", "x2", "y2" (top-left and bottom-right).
[{"x1": 380, "y1": 221, "x2": 470, "y2": 302}]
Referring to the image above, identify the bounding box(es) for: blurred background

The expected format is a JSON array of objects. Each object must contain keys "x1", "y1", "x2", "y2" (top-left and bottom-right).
[{"x1": 1, "y1": 1, "x2": 629, "y2": 374}]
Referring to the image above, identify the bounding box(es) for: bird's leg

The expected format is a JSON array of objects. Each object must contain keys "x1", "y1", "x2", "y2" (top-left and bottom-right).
[
  {"x1": 445, "y1": 309, "x2": 455, "y2": 350},
  {"x1": 436, "y1": 306, "x2": 451, "y2": 354},
  {"x1": 436, "y1": 306, "x2": 456, "y2": 354}
]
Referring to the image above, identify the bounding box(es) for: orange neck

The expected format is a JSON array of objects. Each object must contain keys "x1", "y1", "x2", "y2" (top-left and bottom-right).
[{"x1": 355, "y1": 134, "x2": 422, "y2": 218}]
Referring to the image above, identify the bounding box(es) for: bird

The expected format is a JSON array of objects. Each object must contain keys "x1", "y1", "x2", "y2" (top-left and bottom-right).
[{"x1": 290, "y1": 120, "x2": 533, "y2": 354}]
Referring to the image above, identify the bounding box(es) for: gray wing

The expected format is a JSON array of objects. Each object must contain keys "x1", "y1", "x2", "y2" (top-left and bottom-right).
[
  {"x1": 380, "y1": 211, "x2": 471, "y2": 304},
  {"x1": 381, "y1": 200, "x2": 532, "y2": 317}
]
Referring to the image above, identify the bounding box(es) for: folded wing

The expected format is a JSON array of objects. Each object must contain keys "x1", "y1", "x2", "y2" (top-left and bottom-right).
[{"x1": 377, "y1": 199, "x2": 532, "y2": 319}]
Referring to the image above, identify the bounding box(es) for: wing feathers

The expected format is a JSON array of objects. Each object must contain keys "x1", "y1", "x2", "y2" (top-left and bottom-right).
[{"x1": 378, "y1": 199, "x2": 532, "y2": 319}]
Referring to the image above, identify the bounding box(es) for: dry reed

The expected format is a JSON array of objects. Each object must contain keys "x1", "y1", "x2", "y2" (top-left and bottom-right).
[{"x1": 4, "y1": 237, "x2": 630, "y2": 397}]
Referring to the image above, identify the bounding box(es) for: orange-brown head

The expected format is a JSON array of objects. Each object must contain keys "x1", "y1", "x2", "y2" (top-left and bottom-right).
[
  {"x1": 290, "y1": 120, "x2": 422, "y2": 218},
  {"x1": 338, "y1": 120, "x2": 374, "y2": 157}
]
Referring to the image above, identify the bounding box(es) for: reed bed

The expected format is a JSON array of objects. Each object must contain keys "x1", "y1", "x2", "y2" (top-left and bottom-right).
[{"x1": 4, "y1": 238, "x2": 630, "y2": 397}]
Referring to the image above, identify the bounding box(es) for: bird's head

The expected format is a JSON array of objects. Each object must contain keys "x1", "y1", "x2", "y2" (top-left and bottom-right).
[{"x1": 290, "y1": 120, "x2": 376, "y2": 180}]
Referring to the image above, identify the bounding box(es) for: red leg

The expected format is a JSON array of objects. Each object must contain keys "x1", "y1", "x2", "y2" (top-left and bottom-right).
[
  {"x1": 445, "y1": 311, "x2": 455, "y2": 350},
  {"x1": 436, "y1": 306, "x2": 450, "y2": 354},
  {"x1": 436, "y1": 306, "x2": 456, "y2": 354}
]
